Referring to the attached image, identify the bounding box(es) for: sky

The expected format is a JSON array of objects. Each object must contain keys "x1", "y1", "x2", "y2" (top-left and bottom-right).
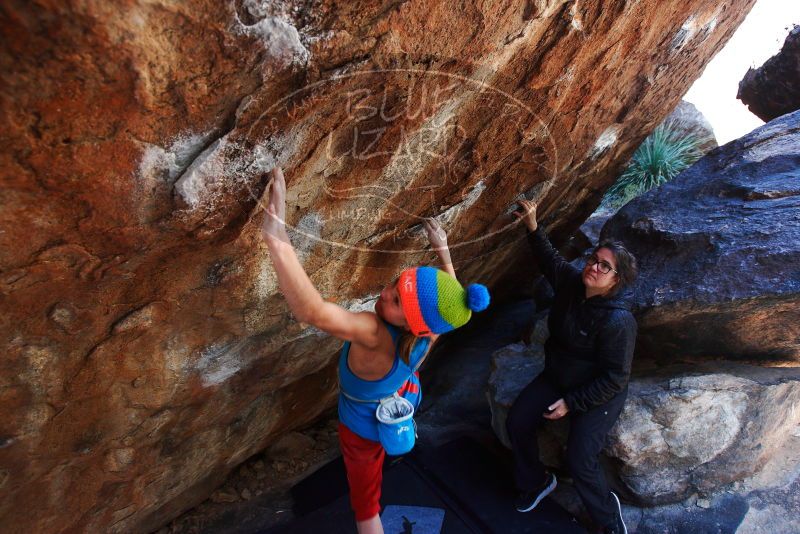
[{"x1": 684, "y1": 0, "x2": 800, "y2": 144}]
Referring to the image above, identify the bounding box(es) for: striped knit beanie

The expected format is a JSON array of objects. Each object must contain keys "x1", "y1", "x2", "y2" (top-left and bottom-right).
[{"x1": 397, "y1": 266, "x2": 490, "y2": 337}]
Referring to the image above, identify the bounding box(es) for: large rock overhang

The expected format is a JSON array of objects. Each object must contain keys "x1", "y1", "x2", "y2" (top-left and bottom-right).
[{"x1": 0, "y1": 0, "x2": 756, "y2": 531}]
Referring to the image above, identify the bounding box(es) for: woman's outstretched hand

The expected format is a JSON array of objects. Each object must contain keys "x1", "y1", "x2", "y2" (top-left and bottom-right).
[
  {"x1": 261, "y1": 167, "x2": 290, "y2": 244},
  {"x1": 512, "y1": 199, "x2": 538, "y2": 232},
  {"x1": 423, "y1": 218, "x2": 448, "y2": 251}
]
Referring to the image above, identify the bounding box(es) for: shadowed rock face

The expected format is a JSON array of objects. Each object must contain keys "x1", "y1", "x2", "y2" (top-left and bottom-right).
[
  {"x1": 602, "y1": 110, "x2": 800, "y2": 366},
  {"x1": 738, "y1": 25, "x2": 800, "y2": 122},
  {"x1": 0, "y1": 0, "x2": 756, "y2": 531}
]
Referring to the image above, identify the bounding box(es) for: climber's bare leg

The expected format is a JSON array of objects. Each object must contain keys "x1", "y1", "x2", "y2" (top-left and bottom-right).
[{"x1": 356, "y1": 515, "x2": 384, "y2": 534}]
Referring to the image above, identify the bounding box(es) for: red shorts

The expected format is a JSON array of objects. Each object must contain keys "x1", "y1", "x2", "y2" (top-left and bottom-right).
[{"x1": 338, "y1": 422, "x2": 385, "y2": 521}]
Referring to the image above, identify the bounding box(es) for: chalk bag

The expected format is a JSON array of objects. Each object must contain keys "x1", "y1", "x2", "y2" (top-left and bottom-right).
[{"x1": 375, "y1": 393, "x2": 416, "y2": 456}]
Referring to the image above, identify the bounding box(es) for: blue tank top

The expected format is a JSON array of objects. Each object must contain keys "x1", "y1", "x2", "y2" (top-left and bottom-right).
[{"x1": 338, "y1": 320, "x2": 430, "y2": 442}]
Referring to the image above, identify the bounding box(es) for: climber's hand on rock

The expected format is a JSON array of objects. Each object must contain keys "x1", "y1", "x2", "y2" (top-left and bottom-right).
[
  {"x1": 424, "y1": 218, "x2": 448, "y2": 251},
  {"x1": 261, "y1": 167, "x2": 290, "y2": 244},
  {"x1": 512, "y1": 199, "x2": 538, "y2": 232}
]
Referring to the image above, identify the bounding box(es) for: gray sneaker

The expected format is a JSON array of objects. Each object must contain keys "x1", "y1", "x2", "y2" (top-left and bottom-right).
[{"x1": 515, "y1": 472, "x2": 557, "y2": 512}]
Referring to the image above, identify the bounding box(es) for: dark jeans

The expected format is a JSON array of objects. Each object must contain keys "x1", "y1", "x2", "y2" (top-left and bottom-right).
[{"x1": 506, "y1": 374, "x2": 627, "y2": 529}]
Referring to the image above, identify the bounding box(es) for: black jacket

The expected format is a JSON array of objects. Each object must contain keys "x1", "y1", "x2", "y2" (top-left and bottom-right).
[{"x1": 527, "y1": 227, "x2": 637, "y2": 413}]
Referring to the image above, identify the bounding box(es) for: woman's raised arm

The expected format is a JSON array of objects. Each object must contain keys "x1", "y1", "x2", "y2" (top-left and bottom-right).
[
  {"x1": 261, "y1": 167, "x2": 382, "y2": 348},
  {"x1": 512, "y1": 199, "x2": 579, "y2": 289}
]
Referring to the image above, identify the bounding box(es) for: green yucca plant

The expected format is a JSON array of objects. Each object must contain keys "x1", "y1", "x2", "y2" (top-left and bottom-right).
[{"x1": 601, "y1": 122, "x2": 703, "y2": 210}]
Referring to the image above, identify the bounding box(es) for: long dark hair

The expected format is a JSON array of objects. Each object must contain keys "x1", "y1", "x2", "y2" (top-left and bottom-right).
[{"x1": 593, "y1": 240, "x2": 638, "y2": 297}]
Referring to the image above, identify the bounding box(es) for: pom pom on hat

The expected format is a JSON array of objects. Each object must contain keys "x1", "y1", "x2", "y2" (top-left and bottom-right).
[
  {"x1": 397, "y1": 266, "x2": 491, "y2": 336},
  {"x1": 466, "y1": 284, "x2": 490, "y2": 312}
]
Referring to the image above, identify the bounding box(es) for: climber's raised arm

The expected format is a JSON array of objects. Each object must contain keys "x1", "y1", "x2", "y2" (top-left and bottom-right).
[{"x1": 260, "y1": 167, "x2": 382, "y2": 349}]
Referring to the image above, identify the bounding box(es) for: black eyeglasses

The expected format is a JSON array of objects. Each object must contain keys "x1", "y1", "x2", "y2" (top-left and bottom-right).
[{"x1": 587, "y1": 255, "x2": 618, "y2": 275}]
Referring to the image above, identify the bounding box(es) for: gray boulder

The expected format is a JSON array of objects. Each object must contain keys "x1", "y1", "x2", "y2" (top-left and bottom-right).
[
  {"x1": 601, "y1": 110, "x2": 800, "y2": 364},
  {"x1": 738, "y1": 25, "x2": 800, "y2": 122},
  {"x1": 663, "y1": 100, "x2": 718, "y2": 154},
  {"x1": 609, "y1": 363, "x2": 800, "y2": 505}
]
